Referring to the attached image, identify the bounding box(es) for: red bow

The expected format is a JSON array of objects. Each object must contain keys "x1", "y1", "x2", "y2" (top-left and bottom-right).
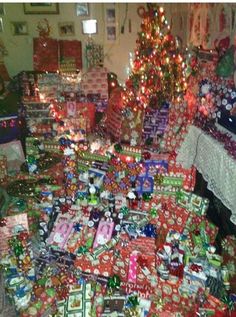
[
  {"x1": 137, "y1": 256, "x2": 149, "y2": 268},
  {"x1": 190, "y1": 264, "x2": 202, "y2": 273}
]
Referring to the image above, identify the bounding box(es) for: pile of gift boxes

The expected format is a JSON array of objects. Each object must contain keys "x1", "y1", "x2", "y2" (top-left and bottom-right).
[{"x1": 0, "y1": 135, "x2": 235, "y2": 317}]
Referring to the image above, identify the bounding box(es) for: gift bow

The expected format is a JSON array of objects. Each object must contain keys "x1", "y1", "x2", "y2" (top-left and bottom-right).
[
  {"x1": 137, "y1": 255, "x2": 149, "y2": 268},
  {"x1": 190, "y1": 263, "x2": 203, "y2": 273},
  {"x1": 154, "y1": 174, "x2": 164, "y2": 185}
]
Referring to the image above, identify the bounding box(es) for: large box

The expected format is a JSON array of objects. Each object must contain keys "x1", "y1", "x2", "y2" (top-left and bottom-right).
[{"x1": 81, "y1": 66, "x2": 108, "y2": 99}]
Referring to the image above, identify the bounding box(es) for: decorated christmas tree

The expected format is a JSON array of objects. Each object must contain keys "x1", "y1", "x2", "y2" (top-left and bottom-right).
[{"x1": 123, "y1": 4, "x2": 187, "y2": 111}]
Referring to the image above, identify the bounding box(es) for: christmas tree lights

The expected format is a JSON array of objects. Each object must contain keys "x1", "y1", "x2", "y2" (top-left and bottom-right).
[{"x1": 123, "y1": 4, "x2": 187, "y2": 111}]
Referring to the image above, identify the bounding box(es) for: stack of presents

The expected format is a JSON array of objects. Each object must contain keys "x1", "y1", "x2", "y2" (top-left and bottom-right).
[{"x1": 0, "y1": 52, "x2": 236, "y2": 317}]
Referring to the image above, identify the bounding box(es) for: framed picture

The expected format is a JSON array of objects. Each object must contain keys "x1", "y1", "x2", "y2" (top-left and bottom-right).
[
  {"x1": 58, "y1": 22, "x2": 75, "y2": 36},
  {"x1": 104, "y1": 4, "x2": 118, "y2": 43},
  {"x1": 11, "y1": 22, "x2": 28, "y2": 36},
  {"x1": 76, "y1": 3, "x2": 89, "y2": 16},
  {"x1": 23, "y1": 3, "x2": 59, "y2": 14},
  {"x1": 0, "y1": 4, "x2": 5, "y2": 15},
  {"x1": 0, "y1": 18, "x2": 3, "y2": 32},
  {"x1": 106, "y1": 8, "x2": 116, "y2": 23},
  {"x1": 106, "y1": 26, "x2": 116, "y2": 41}
]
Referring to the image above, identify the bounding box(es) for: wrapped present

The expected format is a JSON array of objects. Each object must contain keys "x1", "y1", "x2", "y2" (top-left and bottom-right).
[
  {"x1": 186, "y1": 215, "x2": 219, "y2": 254},
  {"x1": 81, "y1": 66, "x2": 108, "y2": 100},
  {"x1": 56, "y1": 283, "x2": 93, "y2": 316},
  {"x1": 20, "y1": 287, "x2": 57, "y2": 317},
  {"x1": 113, "y1": 236, "x2": 157, "y2": 286},
  {"x1": 180, "y1": 261, "x2": 208, "y2": 295},
  {"x1": 0, "y1": 213, "x2": 29, "y2": 256},
  {"x1": 105, "y1": 87, "x2": 124, "y2": 140},
  {"x1": 153, "y1": 173, "x2": 184, "y2": 196},
  {"x1": 102, "y1": 289, "x2": 126, "y2": 315},
  {"x1": 121, "y1": 108, "x2": 144, "y2": 146},
  {"x1": 62, "y1": 101, "x2": 96, "y2": 133},
  {"x1": 156, "y1": 199, "x2": 190, "y2": 232},
  {"x1": 59, "y1": 39, "x2": 82, "y2": 70},
  {"x1": 222, "y1": 235, "x2": 236, "y2": 293},
  {"x1": 142, "y1": 104, "x2": 169, "y2": 141},
  {"x1": 168, "y1": 153, "x2": 196, "y2": 191},
  {"x1": 0, "y1": 140, "x2": 25, "y2": 172},
  {"x1": 156, "y1": 240, "x2": 185, "y2": 279},
  {"x1": 176, "y1": 189, "x2": 209, "y2": 216},
  {"x1": 139, "y1": 159, "x2": 168, "y2": 177},
  {"x1": 85, "y1": 42, "x2": 104, "y2": 68},
  {"x1": 33, "y1": 37, "x2": 59, "y2": 72},
  {"x1": 47, "y1": 214, "x2": 74, "y2": 250},
  {"x1": 75, "y1": 250, "x2": 115, "y2": 277},
  {"x1": 162, "y1": 101, "x2": 193, "y2": 153},
  {"x1": 154, "y1": 277, "x2": 190, "y2": 309}
]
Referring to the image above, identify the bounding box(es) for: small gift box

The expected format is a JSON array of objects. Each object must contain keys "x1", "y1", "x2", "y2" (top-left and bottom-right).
[
  {"x1": 181, "y1": 262, "x2": 208, "y2": 295},
  {"x1": 156, "y1": 199, "x2": 190, "y2": 232},
  {"x1": 113, "y1": 236, "x2": 157, "y2": 286},
  {"x1": 0, "y1": 213, "x2": 29, "y2": 255},
  {"x1": 47, "y1": 214, "x2": 74, "y2": 250},
  {"x1": 176, "y1": 189, "x2": 209, "y2": 216},
  {"x1": 75, "y1": 250, "x2": 114, "y2": 278}
]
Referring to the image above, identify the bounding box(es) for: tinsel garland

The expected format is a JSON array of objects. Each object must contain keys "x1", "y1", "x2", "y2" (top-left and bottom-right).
[{"x1": 194, "y1": 116, "x2": 236, "y2": 160}]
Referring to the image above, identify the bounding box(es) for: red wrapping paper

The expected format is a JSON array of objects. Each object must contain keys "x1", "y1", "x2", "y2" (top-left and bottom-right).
[
  {"x1": 168, "y1": 152, "x2": 196, "y2": 191},
  {"x1": 59, "y1": 40, "x2": 82, "y2": 70},
  {"x1": 113, "y1": 235, "x2": 157, "y2": 286},
  {"x1": 33, "y1": 37, "x2": 59, "y2": 72},
  {"x1": 155, "y1": 199, "x2": 190, "y2": 232},
  {"x1": 74, "y1": 250, "x2": 114, "y2": 277}
]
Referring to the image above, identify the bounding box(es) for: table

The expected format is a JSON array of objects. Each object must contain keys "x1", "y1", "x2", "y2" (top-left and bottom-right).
[{"x1": 176, "y1": 125, "x2": 236, "y2": 225}]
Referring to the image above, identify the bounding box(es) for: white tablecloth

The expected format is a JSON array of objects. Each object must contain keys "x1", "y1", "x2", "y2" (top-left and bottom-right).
[{"x1": 176, "y1": 125, "x2": 236, "y2": 225}]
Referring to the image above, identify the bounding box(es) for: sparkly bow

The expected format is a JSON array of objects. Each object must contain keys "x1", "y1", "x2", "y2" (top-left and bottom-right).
[
  {"x1": 154, "y1": 174, "x2": 164, "y2": 185},
  {"x1": 190, "y1": 264, "x2": 202, "y2": 273}
]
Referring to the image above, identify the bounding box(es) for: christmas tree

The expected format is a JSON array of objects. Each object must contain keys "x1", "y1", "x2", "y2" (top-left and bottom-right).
[{"x1": 123, "y1": 4, "x2": 187, "y2": 111}]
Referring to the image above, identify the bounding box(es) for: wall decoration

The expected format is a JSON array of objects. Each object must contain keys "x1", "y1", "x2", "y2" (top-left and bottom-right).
[
  {"x1": 58, "y1": 22, "x2": 75, "y2": 37},
  {"x1": 76, "y1": 3, "x2": 89, "y2": 17},
  {"x1": 11, "y1": 22, "x2": 28, "y2": 36},
  {"x1": 106, "y1": 26, "x2": 116, "y2": 41},
  {"x1": 24, "y1": 3, "x2": 59, "y2": 14},
  {"x1": 105, "y1": 4, "x2": 118, "y2": 43},
  {"x1": 0, "y1": 4, "x2": 5, "y2": 15},
  {"x1": 106, "y1": 8, "x2": 116, "y2": 23}
]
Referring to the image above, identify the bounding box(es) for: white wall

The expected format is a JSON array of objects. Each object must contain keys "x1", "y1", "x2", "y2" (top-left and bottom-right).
[{"x1": 1, "y1": 3, "x2": 188, "y2": 84}]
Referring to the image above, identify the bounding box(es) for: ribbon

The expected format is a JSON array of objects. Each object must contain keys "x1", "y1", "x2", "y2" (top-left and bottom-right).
[
  {"x1": 120, "y1": 206, "x2": 129, "y2": 216},
  {"x1": 127, "y1": 295, "x2": 139, "y2": 308},
  {"x1": 221, "y1": 294, "x2": 235, "y2": 311},
  {"x1": 77, "y1": 245, "x2": 88, "y2": 255},
  {"x1": 74, "y1": 223, "x2": 82, "y2": 232},
  {"x1": 107, "y1": 274, "x2": 121, "y2": 290},
  {"x1": 142, "y1": 192, "x2": 152, "y2": 202}
]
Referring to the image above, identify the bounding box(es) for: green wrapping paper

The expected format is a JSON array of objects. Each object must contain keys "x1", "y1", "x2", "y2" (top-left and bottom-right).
[
  {"x1": 57, "y1": 283, "x2": 93, "y2": 316},
  {"x1": 85, "y1": 43, "x2": 104, "y2": 68},
  {"x1": 176, "y1": 189, "x2": 209, "y2": 216}
]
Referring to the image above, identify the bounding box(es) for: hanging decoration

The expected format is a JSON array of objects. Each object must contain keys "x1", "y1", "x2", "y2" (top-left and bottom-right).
[{"x1": 36, "y1": 19, "x2": 51, "y2": 38}]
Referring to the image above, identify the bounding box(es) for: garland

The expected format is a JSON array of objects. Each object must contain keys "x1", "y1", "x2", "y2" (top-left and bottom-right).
[{"x1": 194, "y1": 116, "x2": 236, "y2": 160}]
